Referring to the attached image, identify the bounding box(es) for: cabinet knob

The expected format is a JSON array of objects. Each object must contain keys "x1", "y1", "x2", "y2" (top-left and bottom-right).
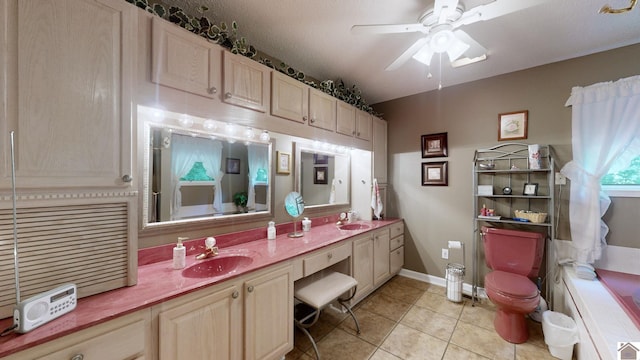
[
  {"x1": 327, "y1": 252, "x2": 333, "y2": 260},
  {"x1": 352, "y1": 130, "x2": 356, "y2": 135},
  {"x1": 310, "y1": 117, "x2": 316, "y2": 123},
  {"x1": 303, "y1": 116, "x2": 308, "y2": 122},
  {"x1": 396, "y1": 250, "x2": 401, "y2": 255},
  {"x1": 121, "y1": 174, "x2": 133, "y2": 183},
  {"x1": 232, "y1": 290, "x2": 239, "y2": 299},
  {"x1": 70, "y1": 355, "x2": 84, "y2": 360},
  {"x1": 207, "y1": 86, "x2": 217, "y2": 94},
  {"x1": 225, "y1": 92, "x2": 233, "y2": 99},
  {"x1": 247, "y1": 285, "x2": 254, "y2": 293},
  {"x1": 357, "y1": 132, "x2": 361, "y2": 136}
]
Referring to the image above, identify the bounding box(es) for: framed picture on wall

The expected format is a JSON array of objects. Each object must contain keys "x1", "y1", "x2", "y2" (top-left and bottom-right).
[
  {"x1": 314, "y1": 167, "x2": 328, "y2": 184},
  {"x1": 498, "y1": 110, "x2": 528, "y2": 141},
  {"x1": 421, "y1": 132, "x2": 448, "y2": 158},
  {"x1": 226, "y1": 158, "x2": 240, "y2": 174},
  {"x1": 276, "y1": 151, "x2": 291, "y2": 174},
  {"x1": 421, "y1": 161, "x2": 448, "y2": 186},
  {"x1": 314, "y1": 153, "x2": 329, "y2": 164}
]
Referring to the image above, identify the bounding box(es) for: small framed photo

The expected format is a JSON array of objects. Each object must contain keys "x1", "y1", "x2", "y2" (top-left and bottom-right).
[
  {"x1": 314, "y1": 166, "x2": 328, "y2": 184},
  {"x1": 523, "y1": 183, "x2": 538, "y2": 196},
  {"x1": 225, "y1": 158, "x2": 240, "y2": 174},
  {"x1": 313, "y1": 153, "x2": 329, "y2": 164},
  {"x1": 421, "y1": 161, "x2": 448, "y2": 186},
  {"x1": 276, "y1": 151, "x2": 291, "y2": 174},
  {"x1": 498, "y1": 110, "x2": 528, "y2": 141},
  {"x1": 421, "y1": 132, "x2": 448, "y2": 158}
]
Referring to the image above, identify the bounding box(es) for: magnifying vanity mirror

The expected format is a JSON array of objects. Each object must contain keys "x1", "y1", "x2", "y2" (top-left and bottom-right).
[
  {"x1": 284, "y1": 191, "x2": 305, "y2": 238},
  {"x1": 139, "y1": 107, "x2": 273, "y2": 230},
  {"x1": 294, "y1": 142, "x2": 350, "y2": 209}
]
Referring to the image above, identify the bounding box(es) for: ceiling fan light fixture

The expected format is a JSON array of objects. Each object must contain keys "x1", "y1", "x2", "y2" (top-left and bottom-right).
[
  {"x1": 412, "y1": 44, "x2": 435, "y2": 65},
  {"x1": 430, "y1": 30, "x2": 454, "y2": 53},
  {"x1": 445, "y1": 36, "x2": 470, "y2": 62}
]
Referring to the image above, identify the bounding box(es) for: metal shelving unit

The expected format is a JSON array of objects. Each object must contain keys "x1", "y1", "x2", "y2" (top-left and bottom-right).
[{"x1": 471, "y1": 143, "x2": 555, "y2": 305}]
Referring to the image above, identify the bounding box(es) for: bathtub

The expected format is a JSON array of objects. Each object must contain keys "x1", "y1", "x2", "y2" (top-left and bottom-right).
[{"x1": 559, "y1": 245, "x2": 640, "y2": 360}]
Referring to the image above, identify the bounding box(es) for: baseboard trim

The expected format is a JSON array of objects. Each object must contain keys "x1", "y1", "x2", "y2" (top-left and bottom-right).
[{"x1": 397, "y1": 268, "x2": 487, "y2": 299}]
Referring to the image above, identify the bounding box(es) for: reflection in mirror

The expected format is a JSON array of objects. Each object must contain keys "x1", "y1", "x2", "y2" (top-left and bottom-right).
[
  {"x1": 139, "y1": 106, "x2": 272, "y2": 228},
  {"x1": 294, "y1": 142, "x2": 350, "y2": 208}
]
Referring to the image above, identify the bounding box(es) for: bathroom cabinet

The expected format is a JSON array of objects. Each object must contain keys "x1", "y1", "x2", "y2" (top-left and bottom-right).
[
  {"x1": 472, "y1": 143, "x2": 555, "y2": 304},
  {"x1": 2, "y1": 310, "x2": 151, "y2": 360},
  {"x1": 156, "y1": 262, "x2": 293, "y2": 360},
  {"x1": 222, "y1": 51, "x2": 271, "y2": 113},
  {"x1": 151, "y1": 17, "x2": 222, "y2": 99},
  {"x1": 355, "y1": 110, "x2": 373, "y2": 141},
  {"x1": 389, "y1": 223, "x2": 405, "y2": 275},
  {"x1": 337, "y1": 100, "x2": 357, "y2": 136},
  {"x1": 308, "y1": 87, "x2": 337, "y2": 132},
  {"x1": 373, "y1": 227, "x2": 391, "y2": 286},
  {"x1": 271, "y1": 71, "x2": 309, "y2": 123},
  {"x1": 0, "y1": 0, "x2": 135, "y2": 189},
  {"x1": 372, "y1": 117, "x2": 388, "y2": 184},
  {"x1": 352, "y1": 234, "x2": 375, "y2": 302}
]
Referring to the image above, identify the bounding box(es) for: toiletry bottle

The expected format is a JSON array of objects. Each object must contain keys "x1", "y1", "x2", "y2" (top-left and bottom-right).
[
  {"x1": 302, "y1": 217, "x2": 311, "y2": 232},
  {"x1": 267, "y1": 221, "x2": 276, "y2": 240},
  {"x1": 173, "y1": 237, "x2": 187, "y2": 269},
  {"x1": 205, "y1": 236, "x2": 216, "y2": 249}
]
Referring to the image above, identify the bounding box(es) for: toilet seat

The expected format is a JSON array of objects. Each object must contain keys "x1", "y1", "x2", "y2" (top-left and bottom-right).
[{"x1": 485, "y1": 271, "x2": 538, "y2": 299}]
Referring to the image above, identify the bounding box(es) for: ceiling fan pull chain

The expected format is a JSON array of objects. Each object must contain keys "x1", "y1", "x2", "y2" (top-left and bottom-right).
[{"x1": 438, "y1": 53, "x2": 443, "y2": 90}]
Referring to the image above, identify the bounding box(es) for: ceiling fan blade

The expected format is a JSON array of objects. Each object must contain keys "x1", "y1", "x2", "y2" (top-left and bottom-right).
[
  {"x1": 455, "y1": 0, "x2": 550, "y2": 27},
  {"x1": 385, "y1": 37, "x2": 429, "y2": 71},
  {"x1": 351, "y1": 23, "x2": 427, "y2": 35},
  {"x1": 453, "y1": 30, "x2": 487, "y2": 59}
]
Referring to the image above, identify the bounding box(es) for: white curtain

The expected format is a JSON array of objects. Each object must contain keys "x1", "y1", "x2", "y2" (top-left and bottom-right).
[
  {"x1": 246, "y1": 144, "x2": 269, "y2": 210},
  {"x1": 170, "y1": 134, "x2": 224, "y2": 219},
  {"x1": 560, "y1": 75, "x2": 640, "y2": 263}
]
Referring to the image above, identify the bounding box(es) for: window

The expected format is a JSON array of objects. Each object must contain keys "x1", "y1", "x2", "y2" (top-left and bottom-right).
[{"x1": 602, "y1": 153, "x2": 640, "y2": 197}]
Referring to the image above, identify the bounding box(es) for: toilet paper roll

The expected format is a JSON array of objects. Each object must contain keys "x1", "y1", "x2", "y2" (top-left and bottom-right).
[{"x1": 448, "y1": 241, "x2": 462, "y2": 249}]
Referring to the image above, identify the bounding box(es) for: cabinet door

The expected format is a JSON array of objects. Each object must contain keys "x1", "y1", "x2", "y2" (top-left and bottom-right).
[
  {"x1": 159, "y1": 285, "x2": 242, "y2": 360},
  {"x1": 373, "y1": 229, "x2": 391, "y2": 286},
  {"x1": 2, "y1": 0, "x2": 135, "y2": 188},
  {"x1": 271, "y1": 71, "x2": 308, "y2": 123},
  {"x1": 244, "y1": 264, "x2": 293, "y2": 360},
  {"x1": 223, "y1": 51, "x2": 270, "y2": 112},
  {"x1": 336, "y1": 100, "x2": 356, "y2": 136},
  {"x1": 308, "y1": 88, "x2": 336, "y2": 131},
  {"x1": 372, "y1": 117, "x2": 388, "y2": 183},
  {"x1": 390, "y1": 246, "x2": 404, "y2": 275},
  {"x1": 355, "y1": 110, "x2": 372, "y2": 141},
  {"x1": 352, "y1": 235, "x2": 374, "y2": 302},
  {"x1": 151, "y1": 17, "x2": 221, "y2": 98}
]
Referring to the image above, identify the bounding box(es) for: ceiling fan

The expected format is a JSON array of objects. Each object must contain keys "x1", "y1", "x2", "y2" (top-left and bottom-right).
[{"x1": 352, "y1": 0, "x2": 549, "y2": 70}]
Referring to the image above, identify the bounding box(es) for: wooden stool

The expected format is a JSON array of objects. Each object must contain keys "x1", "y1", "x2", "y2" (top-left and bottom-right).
[{"x1": 294, "y1": 271, "x2": 361, "y2": 360}]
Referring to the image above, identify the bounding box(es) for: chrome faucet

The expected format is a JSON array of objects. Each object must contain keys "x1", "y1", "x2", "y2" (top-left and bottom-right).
[{"x1": 196, "y1": 236, "x2": 219, "y2": 260}]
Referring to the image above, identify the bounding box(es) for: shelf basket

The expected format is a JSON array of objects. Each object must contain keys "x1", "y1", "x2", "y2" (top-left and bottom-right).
[{"x1": 514, "y1": 210, "x2": 548, "y2": 223}]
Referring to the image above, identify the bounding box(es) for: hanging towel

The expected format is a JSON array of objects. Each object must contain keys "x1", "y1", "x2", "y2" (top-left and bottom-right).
[
  {"x1": 371, "y1": 178, "x2": 383, "y2": 219},
  {"x1": 329, "y1": 178, "x2": 336, "y2": 204}
]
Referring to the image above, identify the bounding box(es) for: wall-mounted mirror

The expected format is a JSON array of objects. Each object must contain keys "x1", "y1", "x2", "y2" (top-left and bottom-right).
[
  {"x1": 294, "y1": 142, "x2": 350, "y2": 208},
  {"x1": 139, "y1": 106, "x2": 273, "y2": 230}
]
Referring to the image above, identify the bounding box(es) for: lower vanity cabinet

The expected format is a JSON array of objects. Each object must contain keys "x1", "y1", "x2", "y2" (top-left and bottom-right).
[
  {"x1": 4, "y1": 310, "x2": 151, "y2": 360},
  {"x1": 373, "y1": 228, "x2": 391, "y2": 286},
  {"x1": 158, "y1": 284, "x2": 243, "y2": 360},
  {"x1": 352, "y1": 234, "x2": 374, "y2": 302},
  {"x1": 389, "y1": 222, "x2": 405, "y2": 275},
  {"x1": 157, "y1": 263, "x2": 293, "y2": 360},
  {"x1": 244, "y1": 264, "x2": 293, "y2": 360}
]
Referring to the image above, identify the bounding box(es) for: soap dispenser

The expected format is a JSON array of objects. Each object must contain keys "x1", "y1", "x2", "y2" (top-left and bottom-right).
[
  {"x1": 267, "y1": 221, "x2": 276, "y2": 240},
  {"x1": 302, "y1": 217, "x2": 311, "y2": 232},
  {"x1": 173, "y1": 237, "x2": 187, "y2": 269}
]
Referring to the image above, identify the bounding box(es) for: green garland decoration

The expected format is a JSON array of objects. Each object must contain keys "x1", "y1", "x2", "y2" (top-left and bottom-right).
[{"x1": 126, "y1": 0, "x2": 380, "y2": 116}]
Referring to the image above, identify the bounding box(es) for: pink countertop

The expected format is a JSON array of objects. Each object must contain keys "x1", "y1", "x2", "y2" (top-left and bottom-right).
[{"x1": 0, "y1": 217, "x2": 401, "y2": 357}]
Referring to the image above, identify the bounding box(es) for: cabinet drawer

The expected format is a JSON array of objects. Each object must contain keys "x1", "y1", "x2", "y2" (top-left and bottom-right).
[
  {"x1": 304, "y1": 242, "x2": 351, "y2": 276},
  {"x1": 390, "y1": 246, "x2": 404, "y2": 275},
  {"x1": 389, "y1": 223, "x2": 404, "y2": 239},
  {"x1": 390, "y1": 235, "x2": 404, "y2": 251},
  {"x1": 36, "y1": 318, "x2": 146, "y2": 360}
]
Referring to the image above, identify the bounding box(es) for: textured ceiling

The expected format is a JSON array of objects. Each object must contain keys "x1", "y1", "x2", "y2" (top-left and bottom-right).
[{"x1": 158, "y1": 0, "x2": 640, "y2": 104}]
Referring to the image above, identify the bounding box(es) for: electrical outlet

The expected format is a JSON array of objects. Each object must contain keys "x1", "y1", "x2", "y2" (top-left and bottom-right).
[
  {"x1": 441, "y1": 248, "x2": 449, "y2": 260},
  {"x1": 555, "y1": 172, "x2": 567, "y2": 185}
]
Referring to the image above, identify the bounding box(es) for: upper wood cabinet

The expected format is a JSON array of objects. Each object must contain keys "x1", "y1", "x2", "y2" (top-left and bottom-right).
[
  {"x1": 336, "y1": 101, "x2": 356, "y2": 136},
  {"x1": 151, "y1": 17, "x2": 221, "y2": 99},
  {"x1": 355, "y1": 110, "x2": 373, "y2": 141},
  {"x1": 308, "y1": 88, "x2": 336, "y2": 131},
  {"x1": 271, "y1": 71, "x2": 309, "y2": 123},
  {"x1": 372, "y1": 117, "x2": 388, "y2": 183},
  {"x1": 0, "y1": 0, "x2": 135, "y2": 188},
  {"x1": 223, "y1": 51, "x2": 270, "y2": 113}
]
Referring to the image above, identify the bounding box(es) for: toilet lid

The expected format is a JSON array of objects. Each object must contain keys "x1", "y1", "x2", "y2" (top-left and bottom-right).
[{"x1": 485, "y1": 271, "x2": 539, "y2": 298}]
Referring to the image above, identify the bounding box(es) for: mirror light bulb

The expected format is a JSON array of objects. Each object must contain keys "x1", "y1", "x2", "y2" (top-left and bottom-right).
[
  {"x1": 225, "y1": 123, "x2": 235, "y2": 136},
  {"x1": 259, "y1": 130, "x2": 270, "y2": 142},
  {"x1": 203, "y1": 119, "x2": 217, "y2": 131},
  {"x1": 178, "y1": 115, "x2": 194, "y2": 128}
]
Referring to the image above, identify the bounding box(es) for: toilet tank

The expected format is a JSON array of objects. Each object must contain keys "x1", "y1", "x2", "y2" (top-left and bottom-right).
[{"x1": 482, "y1": 226, "x2": 545, "y2": 277}]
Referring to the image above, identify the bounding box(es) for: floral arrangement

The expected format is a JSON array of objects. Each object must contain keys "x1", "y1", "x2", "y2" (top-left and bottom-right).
[{"x1": 126, "y1": 0, "x2": 380, "y2": 115}]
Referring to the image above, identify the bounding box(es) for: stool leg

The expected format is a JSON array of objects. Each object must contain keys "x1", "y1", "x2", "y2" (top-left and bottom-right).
[
  {"x1": 338, "y1": 285, "x2": 361, "y2": 334},
  {"x1": 294, "y1": 307, "x2": 322, "y2": 360}
]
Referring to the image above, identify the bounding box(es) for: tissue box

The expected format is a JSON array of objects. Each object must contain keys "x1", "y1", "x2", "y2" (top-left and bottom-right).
[{"x1": 477, "y1": 185, "x2": 493, "y2": 196}]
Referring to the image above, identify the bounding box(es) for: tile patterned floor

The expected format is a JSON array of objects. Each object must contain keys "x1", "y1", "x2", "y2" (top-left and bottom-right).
[{"x1": 286, "y1": 275, "x2": 557, "y2": 360}]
